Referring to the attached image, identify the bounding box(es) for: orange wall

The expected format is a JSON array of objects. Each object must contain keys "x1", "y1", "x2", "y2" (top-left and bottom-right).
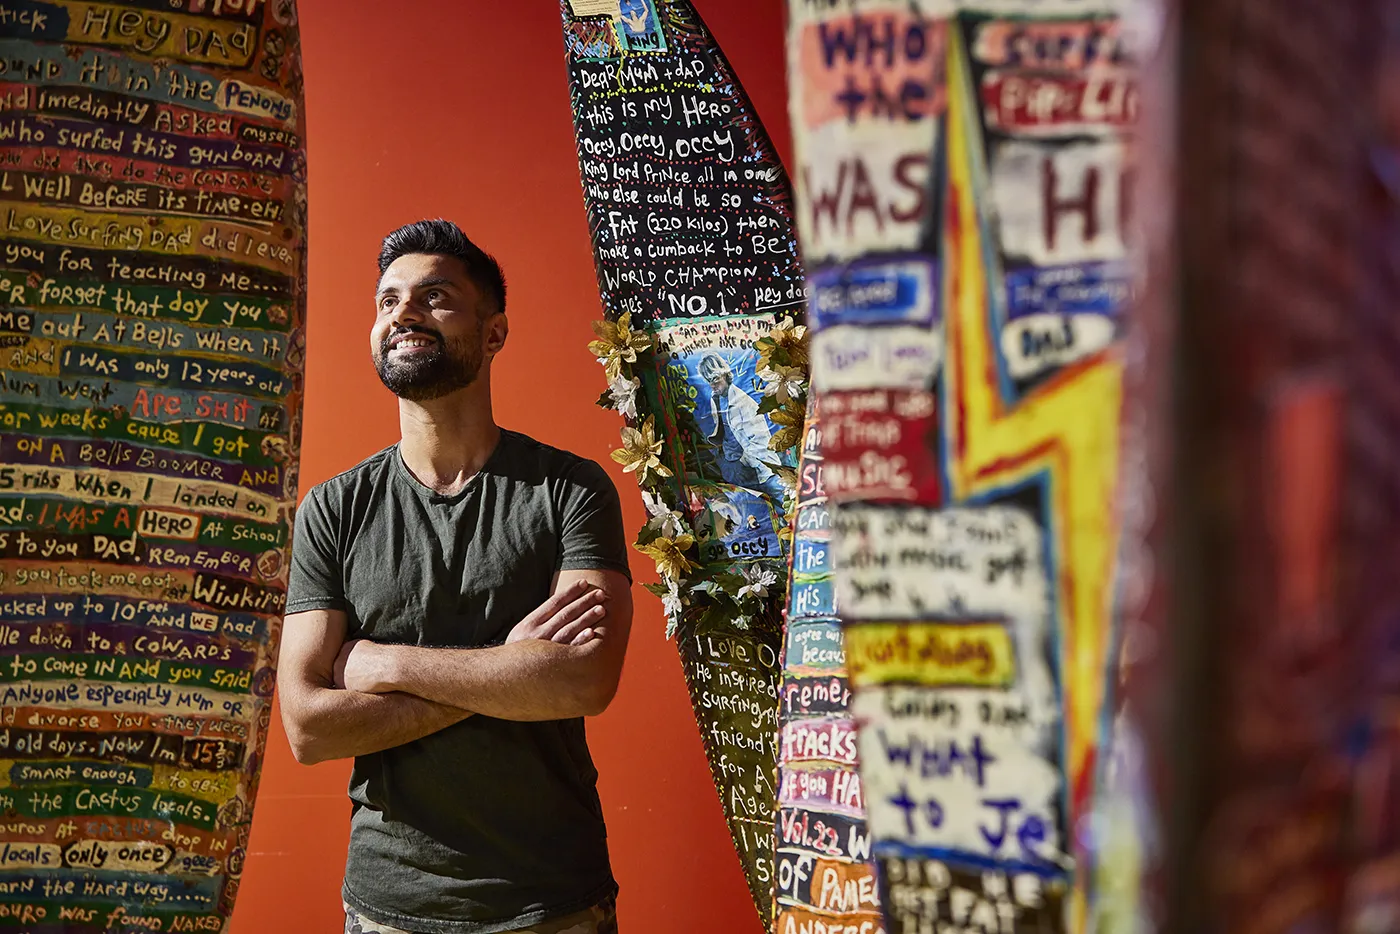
[{"x1": 231, "y1": 3, "x2": 791, "y2": 932}]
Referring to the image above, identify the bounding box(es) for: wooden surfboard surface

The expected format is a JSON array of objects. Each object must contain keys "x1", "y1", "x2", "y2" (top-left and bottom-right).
[{"x1": 0, "y1": 1, "x2": 306, "y2": 930}]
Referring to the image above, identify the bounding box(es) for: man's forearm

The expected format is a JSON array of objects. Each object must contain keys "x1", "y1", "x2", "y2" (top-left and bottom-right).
[
  {"x1": 332, "y1": 570, "x2": 632, "y2": 722},
  {"x1": 283, "y1": 685, "x2": 470, "y2": 765},
  {"x1": 375, "y1": 640, "x2": 612, "y2": 721}
]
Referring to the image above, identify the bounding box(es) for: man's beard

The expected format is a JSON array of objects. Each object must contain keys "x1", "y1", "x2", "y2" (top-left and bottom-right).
[{"x1": 374, "y1": 326, "x2": 483, "y2": 402}]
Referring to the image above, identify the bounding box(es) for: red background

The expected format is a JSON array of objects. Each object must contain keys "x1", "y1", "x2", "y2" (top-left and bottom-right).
[{"x1": 231, "y1": 2, "x2": 791, "y2": 932}]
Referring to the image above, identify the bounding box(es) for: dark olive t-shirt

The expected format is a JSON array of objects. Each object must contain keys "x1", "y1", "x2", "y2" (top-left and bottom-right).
[{"x1": 285, "y1": 431, "x2": 631, "y2": 934}]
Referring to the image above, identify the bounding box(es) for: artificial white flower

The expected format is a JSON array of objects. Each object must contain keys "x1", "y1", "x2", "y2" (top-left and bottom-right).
[
  {"x1": 737, "y1": 566, "x2": 778, "y2": 601},
  {"x1": 608, "y1": 374, "x2": 641, "y2": 421},
  {"x1": 642, "y1": 490, "x2": 685, "y2": 538},
  {"x1": 662, "y1": 579, "x2": 685, "y2": 619},
  {"x1": 641, "y1": 489, "x2": 668, "y2": 516},
  {"x1": 759, "y1": 364, "x2": 807, "y2": 404}
]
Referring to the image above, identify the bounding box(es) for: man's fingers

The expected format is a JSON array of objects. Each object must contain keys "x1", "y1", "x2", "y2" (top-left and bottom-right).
[
  {"x1": 561, "y1": 587, "x2": 607, "y2": 619},
  {"x1": 520, "y1": 579, "x2": 593, "y2": 628},
  {"x1": 526, "y1": 579, "x2": 590, "y2": 624},
  {"x1": 571, "y1": 621, "x2": 608, "y2": 646},
  {"x1": 542, "y1": 588, "x2": 606, "y2": 635},
  {"x1": 513, "y1": 584, "x2": 606, "y2": 644},
  {"x1": 549, "y1": 605, "x2": 607, "y2": 644},
  {"x1": 569, "y1": 627, "x2": 600, "y2": 646}
]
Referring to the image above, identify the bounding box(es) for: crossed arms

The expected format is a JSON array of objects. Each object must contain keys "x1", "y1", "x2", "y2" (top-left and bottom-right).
[{"x1": 276, "y1": 569, "x2": 633, "y2": 765}]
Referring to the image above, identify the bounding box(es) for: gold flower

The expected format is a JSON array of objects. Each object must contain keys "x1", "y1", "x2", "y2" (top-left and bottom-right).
[
  {"x1": 610, "y1": 415, "x2": 672, "y2": 483},
  {"x1": 772, "y1": 464, "x2": 799, "y2": 490},
  {"x1": 755, "y1": 317, "x2": 809, "y2": 372},
  {"x1": 588, "y1": 312, "x2": 652, "y2": 382},
  {"x1": 637, "y1": 533, "x2": 699, "y2": 582},
  {"x1": 767, "y1": 397, "x2": 806, "y2": 452}
]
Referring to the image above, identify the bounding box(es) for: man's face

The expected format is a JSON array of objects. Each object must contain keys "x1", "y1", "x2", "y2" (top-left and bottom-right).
[
  {"x1": 371, "y1": 254, "x2": 490, "y2": 401},
  {"x1": 706, "y1": 369, "x2": 731, "y2": 393}
]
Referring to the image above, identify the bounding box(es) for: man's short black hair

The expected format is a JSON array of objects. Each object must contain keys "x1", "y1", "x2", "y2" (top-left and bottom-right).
[{"x1": 378, "y1": 219, "x2": 507, "y2": 316}]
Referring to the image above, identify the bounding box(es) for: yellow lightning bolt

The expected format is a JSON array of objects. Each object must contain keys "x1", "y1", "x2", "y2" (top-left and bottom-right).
[{"x1": 942, "y1": 28, "x2": 1125, "y2": 928}]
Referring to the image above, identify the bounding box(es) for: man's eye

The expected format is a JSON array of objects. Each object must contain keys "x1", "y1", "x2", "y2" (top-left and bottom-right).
[{"x1": 427, "y1": 290, "x2": 443, "y2": 302}]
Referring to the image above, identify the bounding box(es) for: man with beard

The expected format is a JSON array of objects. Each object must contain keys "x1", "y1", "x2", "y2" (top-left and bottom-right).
[{"x1": 278, "y1": 220, "x2": 632, "y2": 934}]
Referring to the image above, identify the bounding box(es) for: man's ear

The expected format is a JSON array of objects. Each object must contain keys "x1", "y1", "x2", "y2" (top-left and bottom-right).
[{"x1": 485, "y1": 313, "x2": 508, "y2": 355}]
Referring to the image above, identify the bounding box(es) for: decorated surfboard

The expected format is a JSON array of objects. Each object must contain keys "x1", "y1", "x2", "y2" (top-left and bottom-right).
[
  {"x1": 0, "y1": 1, "x2": 306, "y2": 931},
  {"x1": 558, "y1": 0, "x2": 807, "y2": 924},
  {"x1": 785, "y1": 1, "x2": 1134, "y2": 932}
]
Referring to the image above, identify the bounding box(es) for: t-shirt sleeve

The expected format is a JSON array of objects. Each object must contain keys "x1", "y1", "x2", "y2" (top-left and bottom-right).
[
  {"x1": 285, "y1": 485, "x2": 347, "y2": 614},
  {"x1": 558, "y1": 459, "x2": 633, "y2": 582}
]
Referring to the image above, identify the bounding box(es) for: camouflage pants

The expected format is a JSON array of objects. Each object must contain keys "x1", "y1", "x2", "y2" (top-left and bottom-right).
[{"x1": 343, "y1": 896, "x2": 618, "y2": 934}]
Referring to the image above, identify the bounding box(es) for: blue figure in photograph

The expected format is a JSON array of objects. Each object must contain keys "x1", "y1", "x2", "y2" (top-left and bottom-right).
[
  {"x1": 617, "y1": 0, "x2": 665, "y2": 51},
  {"x1": 698, "y1": 352, "x2": 787, "y2": 503}
]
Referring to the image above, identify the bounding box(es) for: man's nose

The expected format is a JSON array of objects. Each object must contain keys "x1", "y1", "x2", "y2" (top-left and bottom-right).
[{"x1": 385, "y1": 298, "x2": 428, "y2": 328}]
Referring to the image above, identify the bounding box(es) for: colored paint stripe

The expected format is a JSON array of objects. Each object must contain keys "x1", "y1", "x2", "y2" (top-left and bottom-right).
[
  {"x1": 0, "y1": 41, "x2": 296, "y2": 124},
  {"x1": 0, "y1": 434, "x2": 287, "y2": 496},
  {"x1": 0, "y1": 202, "x2": 299, "y2": 274}
]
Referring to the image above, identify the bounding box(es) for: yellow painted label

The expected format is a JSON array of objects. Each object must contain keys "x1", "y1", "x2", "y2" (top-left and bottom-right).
[
  {"x1": 151, "y1": 766, "x2": 239, "y2": 803},
  {"x1": 844, "y1": 621, "x2": 1015, "y2": 688},
  {"x1": 62, "y1": 2, "x2": 256, "y2": 67},
  {"x1": 0, "y1": 203, "x2": 299, "y2": 275}
]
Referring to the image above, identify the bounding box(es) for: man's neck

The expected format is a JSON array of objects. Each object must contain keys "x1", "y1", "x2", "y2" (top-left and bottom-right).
[{"x1": 397, "y1": 386, "x2": 500, "y2": 496}]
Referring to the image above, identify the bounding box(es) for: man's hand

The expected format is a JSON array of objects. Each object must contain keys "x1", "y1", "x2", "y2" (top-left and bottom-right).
[
  {"x1": 334, "y1": 640, "x2": 394, "y2": 693},
  {"x1": 505, "y1": 578, "x2": 608, "y2": 646},
  {"x1": 620, "y1": 3, "x2": 649, "y2": 32}
]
